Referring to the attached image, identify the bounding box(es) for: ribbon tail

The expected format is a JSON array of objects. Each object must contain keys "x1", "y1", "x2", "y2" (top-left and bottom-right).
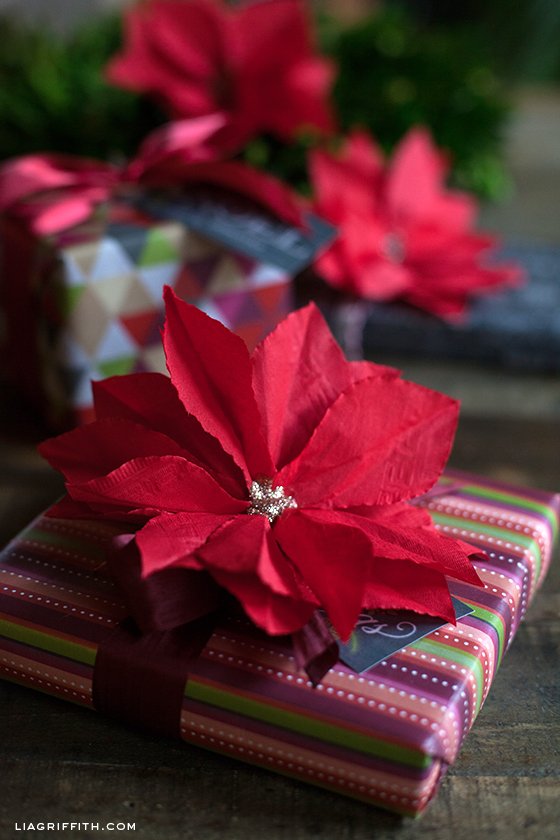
[
  {"x1": 291, "y1": 610, "x2": 339, "y2": 687},
  {"x1": 93, "y1": 533, "x2": 228, "y2": 738},
  {"x1": 92, "y1": 613, "x2": 217, "y2": 738},
  {"x1": 107, "y1": 533, "x2": 225, "y2": 634}
]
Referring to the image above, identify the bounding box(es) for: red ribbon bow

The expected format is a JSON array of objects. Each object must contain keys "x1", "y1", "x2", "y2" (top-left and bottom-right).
[{"x1": 0, "y1": 113, "x2": 303, "y2": 237}]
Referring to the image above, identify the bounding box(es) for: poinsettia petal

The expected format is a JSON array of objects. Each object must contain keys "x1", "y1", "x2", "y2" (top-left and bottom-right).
[
  {"x1": 136, "y1": 510, "x2": 234, "y2": 575},
  {"x1": 67, "y1": 455, "x2": 247, "y2": 516},
  {"x1": 234, "y1": 0, "x2": 335, "y2": 141},
  {"x1": 277, "y1": 376, "x2": 459, "y2": 508},
  {"x1": 195, "y1": 513, "x2": 317, "y2": 634},
  {"x1": 201, "y1": 515, "x2": 305, "y2": 599},
  {"x1": 342, "y1": 504, "x2": 482, "y2": 586},
  {"x1": 362, "y1": 558, "x2": 456, "y2": 624},
  {"x1": 39, "y1": 417, "x2": 198, "y2": 485},
  {"x1": 162, "y1": 287, "x2": 273, "y2": 481},
  {"x1": 251, "y1": 303, "x2": 395, "y2": 470},
  {"x1": 92, "y1": 374, "x2": 246, "y2": 498},
  {"x1": 387, "y1": 127, "x2": 476, "y2": 232},
  {"x1": 273, "y1": 508, "x2": 372, "y2": 641},
  {"x1": 214, "y1": 568, "x2": 317, "y2": 636}
]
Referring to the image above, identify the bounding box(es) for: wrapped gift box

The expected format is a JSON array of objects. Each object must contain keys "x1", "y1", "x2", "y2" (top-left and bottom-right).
[
  {"x1": 0, "y1": 469, "x2": 557, "y2": 816},
  {"x1": 0, "y1": 195, "x2": 331, "y2": 428},
  {"x1": 303, "y1": 242, "x2": 560, "y2": 370},
  {"x1": 362, "y1": 243, "x2": 560, "y2": 371}
]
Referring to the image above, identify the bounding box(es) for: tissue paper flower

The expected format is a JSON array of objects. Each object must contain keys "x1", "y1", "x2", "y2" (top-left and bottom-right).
[
  {"x1": 106, "y1": 0, "x2": 335, "y2": 155},
  {"x1": 310, "y1": 128, "x2": 521, "y2": 320},
  {"x1": 39, "y1": 288, "x2": 481, "y2": 641}
]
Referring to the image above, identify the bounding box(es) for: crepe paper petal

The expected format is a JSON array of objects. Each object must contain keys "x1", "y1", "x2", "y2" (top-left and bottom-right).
[
  {"x1": 45, "y1": 495, "x2": 106, "y2": 521},
  {"x1": 273, "y1": 508, "x2": 373, "y2": 642},
  {"x1": 362, "y1": 557, "x2": 456, "y2": 625},
  {"x1": 136, "y1": 511, "x2": 234, "y2": 575},
  {"x1": 67, "y1": 455, "x2": 247, "y2": 516},
  {"x1": 108, "y1": 533, "x2": 225, "y2": 635},
  {"x1": 251, "y1": 303, "x2": 396, "y2": 470},
  {"x1": 195, "y1": 515, "x2": 319, "y2": 632},
  {"x1": 196, "y1": 514, "x2": 268, "y2": 575},
  {"x1": 39, "y1": 417, "x2": 205, "y2": 485},
  {"x1": 211, "y1": 565, "x2": 317, "y2": 636},
  {"x1": 199, "y1": 514, "x2": 309, "y2": 599},
  {"x1": 162, "y1": 287, "x2": 274, "y2": 481},
  {"x1": 341, "y1": 506, "x2": 483, "y2": 587},
  {"x1": 92, "y1": 375, "x2": 246, "y2": 499},
  {"x1": 278, "y1": 377, "x2": 459, "y2": 509}
]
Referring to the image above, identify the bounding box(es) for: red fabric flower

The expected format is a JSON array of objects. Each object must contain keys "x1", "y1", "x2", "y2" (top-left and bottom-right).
[
  {"x1": 106, "y1": 0, "x2": 335, "y2": 155},
  {"x1": 39, "y1": 288, "x2": 481, "y2": 641},
  {"x1": 310, "y1": 128, "x2": 523, "y2": 320}
]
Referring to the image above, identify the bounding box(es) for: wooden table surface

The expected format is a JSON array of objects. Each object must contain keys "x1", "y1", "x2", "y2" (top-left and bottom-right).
[{"x1": 1, "y1": 385, "x2": 559, "y2": 840}]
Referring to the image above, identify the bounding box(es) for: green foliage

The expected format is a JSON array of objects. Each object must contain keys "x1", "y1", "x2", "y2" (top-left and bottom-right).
[
  {"x1": 321, "y1": 7, "x2": 512, "y2": 200},
  {"x1": 0, "y1": 14, "x2": 165, "y2": 163},
  {"x1": 0, "y1": 5, "x2": 512, "y2": 200}
]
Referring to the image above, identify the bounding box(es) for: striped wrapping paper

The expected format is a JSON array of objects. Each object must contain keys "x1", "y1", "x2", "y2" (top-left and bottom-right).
[{"x1": 0, "y1": 469, "x2": 558, "y2": 816}]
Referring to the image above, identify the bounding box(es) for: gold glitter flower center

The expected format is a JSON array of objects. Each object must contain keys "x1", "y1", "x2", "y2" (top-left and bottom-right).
[{"x1": 246, "y1": 478, "x2": 297, "y2": 523}]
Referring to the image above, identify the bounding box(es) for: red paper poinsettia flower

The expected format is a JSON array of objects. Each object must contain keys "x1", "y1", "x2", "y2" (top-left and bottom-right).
[
  {"x1": 310, "y1": 128, "x2": 522, "y2": 320},
  {"x1": 39, "y1": 288, "x2": 482, "y2": 643},
  {"x1": 106, "y1": 0, "x2": 335, "y2": 155}
]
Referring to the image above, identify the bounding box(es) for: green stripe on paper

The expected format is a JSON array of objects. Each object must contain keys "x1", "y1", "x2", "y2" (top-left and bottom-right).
[
  {"x1": 0, "y1": 617, "x2": 96, "y2": 667},
  {"x1": 413, "y1": 638, "x2": 486, "y2": 716},
  {"x1": 23, "y1": 526, "x2": 106, "y2": 561},
  {"x1": 184, "y1": 679, "x2": 432, "y2": 770},
  {"x1": 457, "y1": 485, "x2": 559, "y2": 538},
  {"x1": 429, "y1": 512, "x2": 542, "y2": 580}
]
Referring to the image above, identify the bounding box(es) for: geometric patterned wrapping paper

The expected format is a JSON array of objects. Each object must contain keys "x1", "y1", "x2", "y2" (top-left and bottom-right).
[
  {"x1": 0, "y1": 469, "x2": 558, "y2": 816},
  {"x1": 0, "y1": 205, "x2": 291, "y2": 428}
]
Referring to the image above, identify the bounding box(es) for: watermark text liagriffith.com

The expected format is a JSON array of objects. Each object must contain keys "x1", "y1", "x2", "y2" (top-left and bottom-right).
[{"x1": 14, "y1": 823, "x2": 136, "y2": 832}]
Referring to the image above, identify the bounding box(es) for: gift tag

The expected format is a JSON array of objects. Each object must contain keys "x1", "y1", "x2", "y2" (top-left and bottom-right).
[
  {"x1": 141, "y1": 187, "x2": 335, "y2": 274},
  {"x1": 333, "y1": 597, "x2": 474, "y2": 674}
]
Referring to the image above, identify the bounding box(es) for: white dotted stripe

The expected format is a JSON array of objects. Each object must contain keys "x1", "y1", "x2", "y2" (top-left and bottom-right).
[
  {"x1": 179, "y1": 713, "x2": 435, "y2": 811},
  {"x1": 425, "y1": 497, "x2": 551, "y2": 557},
  {"x1": 40, "y1": 518, "x2": 122, "y2": 544},
  {"x1": 1, "y1": 581, "x2": 122, "y2": 624},
  {"x1": 1, "y1": 567, "x2": 125, "y2": 619},
  {"x1": 2, "y1": 551, "x2": 115, "y2": 587},
  {"x1": 1, "y1": 659, "x2": 91, "y2": 702},
  {"x1": 15, "y1": 538, "x2": 107, "y2": 570},
  {"x1": 204, "y1": 636, "x2": 463, "y2": 757}
]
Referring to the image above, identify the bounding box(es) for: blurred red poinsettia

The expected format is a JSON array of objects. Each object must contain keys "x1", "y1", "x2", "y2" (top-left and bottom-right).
[
  {"x1": 310, "y1": 127, "x2": 522, "y2": 320},
  {"x1": 39, "y1": 288, "x2": 482, "y2": 642},
  {"x1": 106, "y1": 0, "x2": 335, "y2": 155}
]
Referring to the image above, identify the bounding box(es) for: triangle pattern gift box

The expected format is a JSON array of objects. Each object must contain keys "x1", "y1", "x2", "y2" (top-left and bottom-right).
[
  {"x1": 0, "y1": 198, "x2": 332, "y2": 429},
  {"x1": 0, "y1": 470, "x2": 558, "y2": 816}
]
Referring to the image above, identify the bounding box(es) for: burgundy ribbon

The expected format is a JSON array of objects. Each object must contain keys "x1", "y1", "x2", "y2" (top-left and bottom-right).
[{"x1": 92, "y1": 533, "x2": 339, "y2": 735}]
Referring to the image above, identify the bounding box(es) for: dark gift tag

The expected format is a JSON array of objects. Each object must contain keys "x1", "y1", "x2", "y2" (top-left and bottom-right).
[
  {"x1": 333, "y1": 596, "x2": 473, "y2": 674},
  {"x1": 140, "y1": 186, "x2": 335, "y2": 274}
]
